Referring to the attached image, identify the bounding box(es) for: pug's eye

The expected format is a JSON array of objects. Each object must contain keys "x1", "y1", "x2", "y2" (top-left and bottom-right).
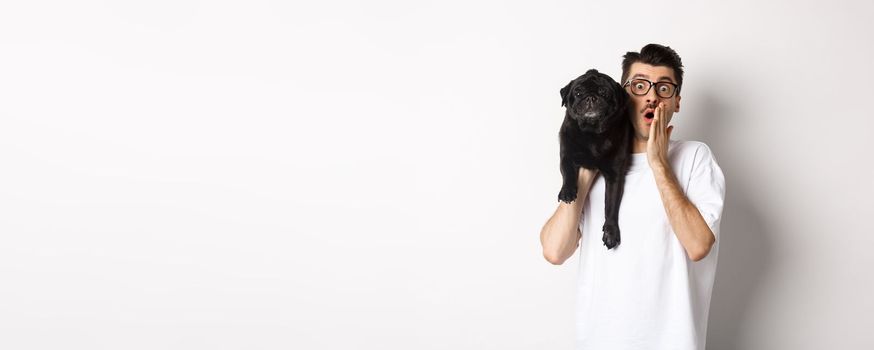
[{"x1": 574, "y1": 90, "x2": 582, "y2": 97}]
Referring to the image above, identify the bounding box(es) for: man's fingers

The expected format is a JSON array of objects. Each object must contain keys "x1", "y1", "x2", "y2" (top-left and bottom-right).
[{"x1": 658, "y1": 103, "x2": 665, "y2": 130}]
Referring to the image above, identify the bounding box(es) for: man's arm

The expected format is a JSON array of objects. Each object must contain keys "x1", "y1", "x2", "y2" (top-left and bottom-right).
[
  {"x1": 647, "y1": 102, "x2": 717, "y2": 262},
  {"x1": 540, "y1": 168, "x2": 599, "y2": 265},
  {"x1": 651, "y1": 163, "x2": 715, "y2": 262}
]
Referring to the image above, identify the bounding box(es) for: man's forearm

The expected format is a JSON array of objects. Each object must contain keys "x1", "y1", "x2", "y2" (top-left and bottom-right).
[
  {"x1": 540, "y1": 200, "x2": 583, "y2": 265},
  {"x1": 540, "y1": 175, "x2": 595, "y2": 265},
  {"x1": 652, "y1": 163, "x2": 715, "y2": 261}
]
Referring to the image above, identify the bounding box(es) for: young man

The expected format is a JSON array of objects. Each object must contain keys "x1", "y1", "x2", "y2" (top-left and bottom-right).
[{"x1": 539, "y1": 44, "x2": 726, "y2": 349}]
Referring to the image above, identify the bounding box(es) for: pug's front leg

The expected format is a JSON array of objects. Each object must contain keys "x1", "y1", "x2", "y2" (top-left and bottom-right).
[{"x1": 558, "y1": 156, "x2": 579, "y2": 203}]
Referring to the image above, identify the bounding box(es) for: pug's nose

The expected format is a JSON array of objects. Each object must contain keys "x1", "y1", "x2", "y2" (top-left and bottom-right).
[{"x1": 584, "y1": 96, "x2": 596, "y2": 104}]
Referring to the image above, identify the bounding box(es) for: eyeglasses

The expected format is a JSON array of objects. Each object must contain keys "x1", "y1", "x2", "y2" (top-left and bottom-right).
[{"x1": 623, "y1": 78, "x2": 680, "y2": 98}]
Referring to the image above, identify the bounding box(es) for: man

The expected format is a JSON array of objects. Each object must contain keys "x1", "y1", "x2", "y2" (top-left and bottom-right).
[{"x1": 539, "y1": 44, "x2": 726, "y2": 350}]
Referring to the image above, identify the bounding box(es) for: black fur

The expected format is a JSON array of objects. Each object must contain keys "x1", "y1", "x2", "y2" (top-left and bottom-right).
[{"x1": 557, "y1": 69, "x2": 633, "y2": 250}]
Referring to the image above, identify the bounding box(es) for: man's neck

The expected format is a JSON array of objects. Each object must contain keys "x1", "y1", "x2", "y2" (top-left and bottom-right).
[{"x1": 632, "y1": 139, "x2": 648, "y2": 154}]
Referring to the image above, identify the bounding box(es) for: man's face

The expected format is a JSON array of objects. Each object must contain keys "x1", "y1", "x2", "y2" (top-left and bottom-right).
[{"x1": 624, "y1": 62, "x2": 681, "y2": 142}]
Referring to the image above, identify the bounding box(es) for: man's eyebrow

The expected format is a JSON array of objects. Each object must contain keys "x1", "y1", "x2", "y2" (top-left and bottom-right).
[{"x1": 631, "y1": 73, "x2": 676, "y2": 83}]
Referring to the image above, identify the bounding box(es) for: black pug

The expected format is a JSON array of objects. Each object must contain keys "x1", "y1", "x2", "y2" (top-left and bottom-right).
[{"x1": 557, "y1": 69, "x2": 633, "y2": 249}]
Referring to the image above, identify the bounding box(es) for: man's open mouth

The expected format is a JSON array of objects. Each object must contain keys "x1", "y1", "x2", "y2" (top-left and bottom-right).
[{"x1": 644, "y1": 109, "x2": 655, "y2": 120}]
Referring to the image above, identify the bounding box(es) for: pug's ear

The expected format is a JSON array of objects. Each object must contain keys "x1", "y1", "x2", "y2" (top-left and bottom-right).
[{"x1": 560, "y1": 80, "x2": 573, "y2": 107}]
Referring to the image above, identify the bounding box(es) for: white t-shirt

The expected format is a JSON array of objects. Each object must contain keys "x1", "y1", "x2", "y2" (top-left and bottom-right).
[{"x1": 575, "y1": 139, "x2": 726, "y2": 350}]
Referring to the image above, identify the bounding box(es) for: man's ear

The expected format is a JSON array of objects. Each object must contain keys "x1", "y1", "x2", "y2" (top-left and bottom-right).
[
  {"x1": 675, "y1": 95, "x2": 681, "y2": 113},
  {"x1": 560, "y1": 80, "x2": 573, "y2": 107}
]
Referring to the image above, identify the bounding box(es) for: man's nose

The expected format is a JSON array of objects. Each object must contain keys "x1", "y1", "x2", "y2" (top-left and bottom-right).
[{"x1": 645, "y1": 88, "x2": 661, "y2": 103}]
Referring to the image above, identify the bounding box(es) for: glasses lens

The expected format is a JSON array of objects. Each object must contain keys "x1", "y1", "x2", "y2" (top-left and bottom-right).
[
  {"x1": 630, "y1": 79, "x2": 650, "y2": 95},
  {"x1": 655, "y1": 83, "x2": 675, "y2": 98}
]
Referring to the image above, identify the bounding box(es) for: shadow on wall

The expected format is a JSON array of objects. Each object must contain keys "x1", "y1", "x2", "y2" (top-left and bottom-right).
[{"x1": 691, "y1": 88, "x2": 775, "y2": 350}]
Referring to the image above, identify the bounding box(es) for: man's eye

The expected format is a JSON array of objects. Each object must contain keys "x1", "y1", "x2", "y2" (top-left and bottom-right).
[
  {"x1": 658, "y1": 85, "x2": 669, "y2": 92},
  {"x1": 634, "y1": 83, "x2": 645, "y2": 90}
]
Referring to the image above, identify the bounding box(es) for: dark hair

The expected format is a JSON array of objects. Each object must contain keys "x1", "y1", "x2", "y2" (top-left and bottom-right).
[{"x1": 621, "y1": 44, "x2": 684, "y2": 95}]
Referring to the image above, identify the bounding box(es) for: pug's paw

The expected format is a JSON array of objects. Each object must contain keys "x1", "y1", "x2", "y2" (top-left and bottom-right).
[
  {"x1": 558, "y1": 186, "x2": 578, "y2": 203},
  {"x1": 602, "y1": 222, "x2": 621, "y2": 249}
]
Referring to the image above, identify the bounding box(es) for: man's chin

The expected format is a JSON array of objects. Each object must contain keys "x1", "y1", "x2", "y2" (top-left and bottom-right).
[
  {"x1": 631, "y1": 127, "x2": 647, "y2": 138},
  {"x1": 635, "y1": 131, "x2": 650, "y2": 142}
]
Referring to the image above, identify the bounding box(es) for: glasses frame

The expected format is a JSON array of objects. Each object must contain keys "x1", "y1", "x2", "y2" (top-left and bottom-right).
[{"x1": 623, "y1": 78, "x2": 680, "y2": 98}]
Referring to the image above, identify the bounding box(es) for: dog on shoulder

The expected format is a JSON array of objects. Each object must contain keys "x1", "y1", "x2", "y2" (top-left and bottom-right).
[{"x1": 557, "y1": 69, "x2": 633, "y2": 249}]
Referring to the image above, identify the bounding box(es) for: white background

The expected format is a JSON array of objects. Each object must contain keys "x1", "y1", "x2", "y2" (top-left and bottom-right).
[{"x1": 1, "y1": 1, "x2": 872, "y2": 349}]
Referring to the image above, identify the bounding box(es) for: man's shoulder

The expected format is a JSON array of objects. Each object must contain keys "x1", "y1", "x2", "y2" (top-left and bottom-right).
[
  {"x1": 669, "y1": 140, "x2": 722, "y2": 174},
  {"x1": 669, "y1": 139, "x2": 714, "y2": 158}
]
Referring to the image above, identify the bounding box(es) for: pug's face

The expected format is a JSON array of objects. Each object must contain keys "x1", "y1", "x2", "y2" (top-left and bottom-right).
[{"x1": 560, "y1": 69, "x2": 628, "y2": 134}]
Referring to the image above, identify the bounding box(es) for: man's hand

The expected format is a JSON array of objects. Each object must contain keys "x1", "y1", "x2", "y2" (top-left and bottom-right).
[
  {"x1": 578, "y1": 167, "x2": 599, "y2": 188},
  {"x1": 647, "y1": 102, "x2": 674, "y2": 170}
]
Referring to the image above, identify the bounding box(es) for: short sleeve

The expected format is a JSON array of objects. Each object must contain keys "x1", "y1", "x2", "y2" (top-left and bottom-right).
[{"x1": 685, "y1": 143, "x2": 726, "y2": 239}]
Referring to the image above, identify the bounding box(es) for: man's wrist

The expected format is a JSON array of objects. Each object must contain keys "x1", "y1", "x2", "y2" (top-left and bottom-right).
[
  {"x1": 651, "y1": 160, "x2": 671, "y2": 175},
  {"x1": 651, "y1": 161, "x2": 679, "y2": 187}
]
